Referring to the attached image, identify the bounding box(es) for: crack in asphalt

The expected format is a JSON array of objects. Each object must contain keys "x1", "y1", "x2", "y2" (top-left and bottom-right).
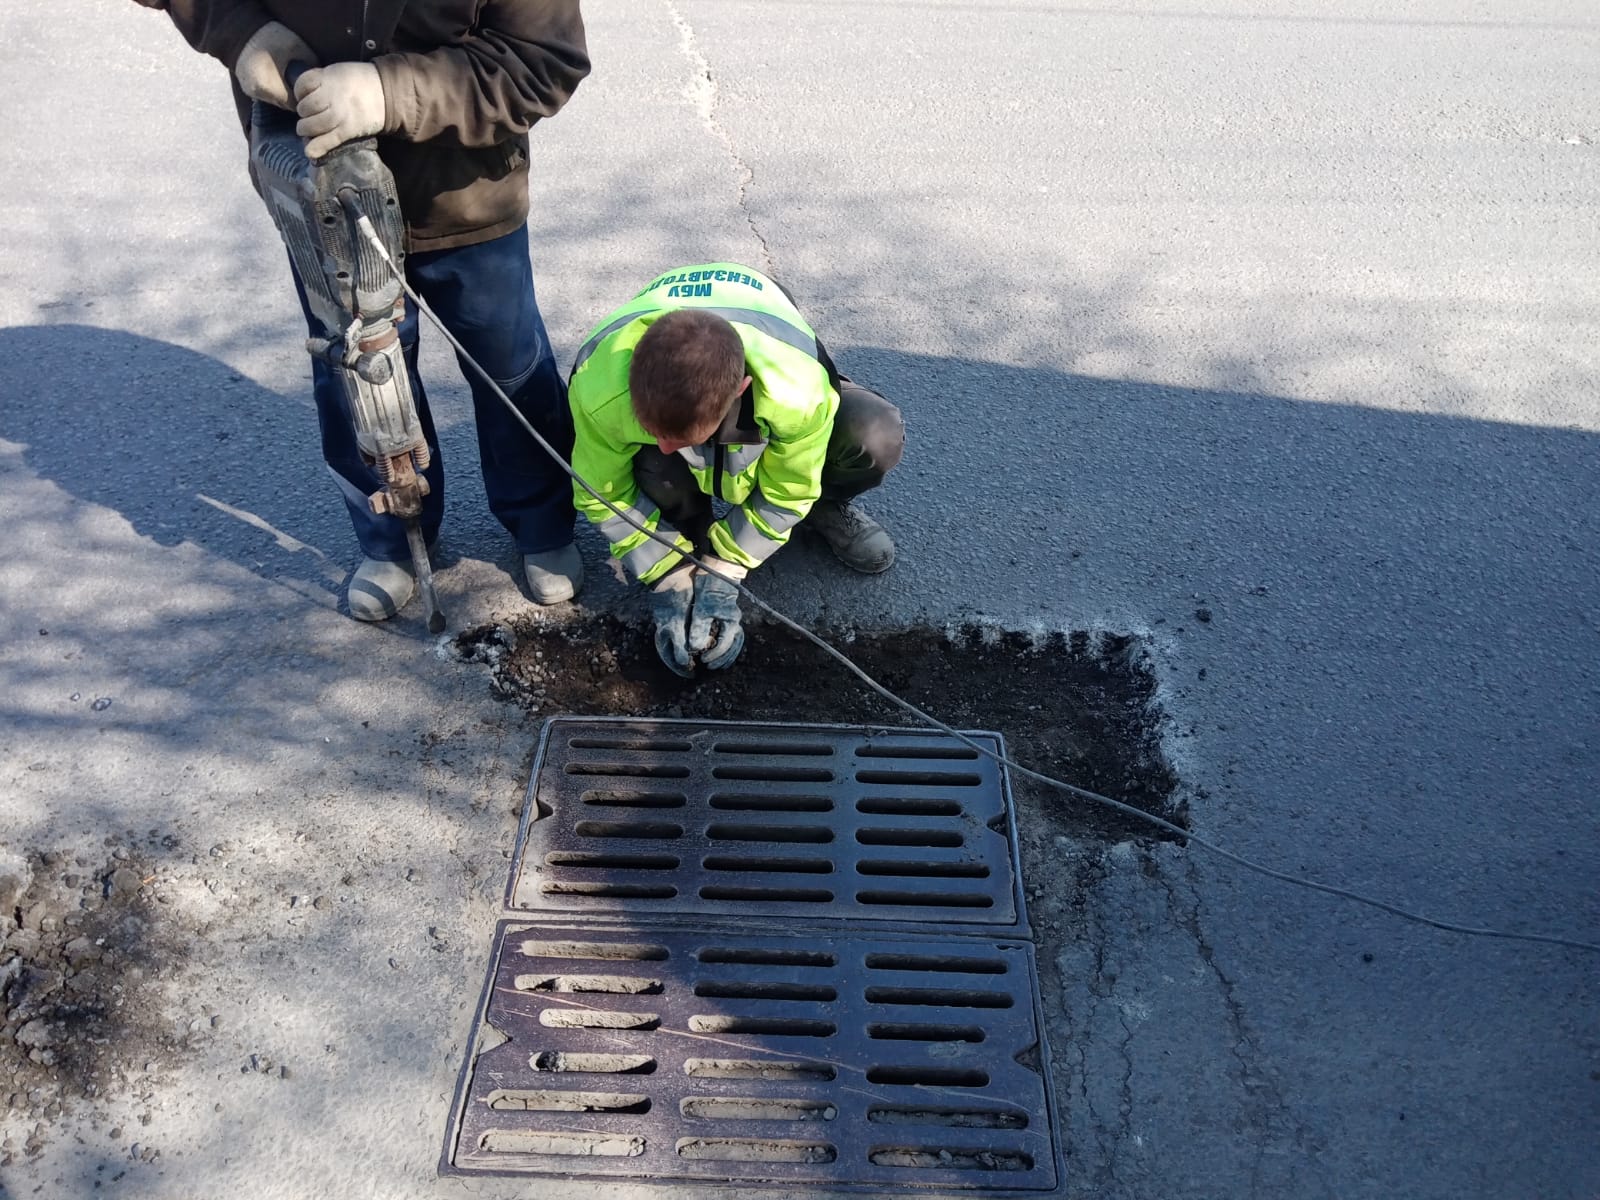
[
  {"x1": 661, "y1": 0, "x2": 777, "y2": 276},
  {"x1": 1159, "y1": 860, "x2": 1332, "y2": 1199}
]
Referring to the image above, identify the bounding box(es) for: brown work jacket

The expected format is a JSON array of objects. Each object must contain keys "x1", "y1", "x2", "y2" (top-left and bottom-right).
[{"x1": 153, "y1": 0, "x2": 589, "y2": 251}]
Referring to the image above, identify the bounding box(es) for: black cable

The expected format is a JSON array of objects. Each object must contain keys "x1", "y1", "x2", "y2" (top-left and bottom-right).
[{"x1": 357, "y1": 224, "x2": 1600, "y2": 957}]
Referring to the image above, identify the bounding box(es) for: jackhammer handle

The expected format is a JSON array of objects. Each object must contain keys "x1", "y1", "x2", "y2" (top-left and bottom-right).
[
  {"x1": 284, "y1": 59, "x2": 312, "y2": 97},
  {"x1": 248, "y1": 60, "x2": 316, "y2": 135}
]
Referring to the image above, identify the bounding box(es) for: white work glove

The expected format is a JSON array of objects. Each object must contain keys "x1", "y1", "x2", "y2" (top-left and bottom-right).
[
  {"x1": 688, "y1": 557, "x2": 749, "y2": 672},
  {"x1": 647, "y1": 566, "x2": 697, "y2": 678},
  {"x1": 234, "y1": 21, "x2": 317, "y2": 110},
  {"x1": 294, "y1": 62, "x2": 386, "y2": 159}
]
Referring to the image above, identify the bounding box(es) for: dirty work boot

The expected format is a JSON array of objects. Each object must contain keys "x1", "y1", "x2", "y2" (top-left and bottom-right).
[
  {"x1": 805, "y1": 500, "x2": 896, "y2": 573},
  {"x1": 524, "y1": 543, "x2": 584, "y2": 604},
  {"x1": 347, "y1": 557, "x2": 416, "y2": 622}
]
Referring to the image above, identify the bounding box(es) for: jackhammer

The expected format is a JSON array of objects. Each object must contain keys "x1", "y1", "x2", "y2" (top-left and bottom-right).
[{"x1": 247, "y1": 72, "x2": 445, "y2": 633}]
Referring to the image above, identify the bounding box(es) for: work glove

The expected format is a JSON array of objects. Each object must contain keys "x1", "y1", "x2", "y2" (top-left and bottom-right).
[
  {"x1": 647, "y1": 566, "x2": 696, "y2": 678},
  {"x1": 295, "y1": 62, "x2": 386, "y2": 159},
  {"x1": 689, "y1": 558, "x2": 748, "y2": 672},
  {"x1": 234, "y1": 21, "x2": 317, "y2": 110}
]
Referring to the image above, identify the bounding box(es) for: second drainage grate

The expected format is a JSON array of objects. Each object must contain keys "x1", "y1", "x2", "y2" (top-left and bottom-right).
[
  {"x1": 508, "y1": 718, "x2": 1026, "y2": 932},
  {"x1": 442, "y1": 922, "x2": 1058, "y2": 1189}
]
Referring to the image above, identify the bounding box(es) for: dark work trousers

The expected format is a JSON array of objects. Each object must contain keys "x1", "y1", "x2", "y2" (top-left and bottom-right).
[
  {"x1": 293, "y1": 225, "x2": 575, "y2": 563},
  {"x1": 632, "y1": 380, "x2": 905, "y2": 543}
]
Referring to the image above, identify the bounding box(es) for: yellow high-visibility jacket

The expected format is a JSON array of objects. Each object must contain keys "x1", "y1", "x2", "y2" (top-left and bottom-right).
[{"x1": 567, "y1": 263, "x2": 839, "y2": 583}]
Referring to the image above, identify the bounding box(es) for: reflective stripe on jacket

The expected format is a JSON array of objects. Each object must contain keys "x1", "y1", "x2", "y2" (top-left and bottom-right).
[{"x1": 568, "y1": 263, "x2": 839, "y2": 583}]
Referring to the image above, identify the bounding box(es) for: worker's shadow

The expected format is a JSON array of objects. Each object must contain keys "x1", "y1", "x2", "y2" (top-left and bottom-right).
[{"x1": 0, "y1": 323, "x2": 464, "y2": 603}]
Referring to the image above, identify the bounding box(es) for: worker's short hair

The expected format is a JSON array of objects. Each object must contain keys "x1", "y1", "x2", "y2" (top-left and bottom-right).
[{"x1": 629, "y1": 309, "x2": 745, "y2": 442}]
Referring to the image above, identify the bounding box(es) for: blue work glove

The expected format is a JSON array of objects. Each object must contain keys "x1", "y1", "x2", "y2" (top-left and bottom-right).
[
  {"x1": 647, "y1": 566, "x2": 695, "y2": 677},
  {"x1": 689, "y1": 558, "x2": 748, "y2": 671}
]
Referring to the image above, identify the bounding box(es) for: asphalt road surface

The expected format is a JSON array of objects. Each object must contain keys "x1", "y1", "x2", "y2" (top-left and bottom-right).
[{"x1": 1, "y1": 2, "x2": 1596, "y2": 1198}]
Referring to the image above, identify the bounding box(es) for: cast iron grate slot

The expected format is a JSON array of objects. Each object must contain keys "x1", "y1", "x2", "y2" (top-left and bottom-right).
[
  {"x1": 712, "y1": 764, "x2": 837, "y2": 782},
  {"x1": 697, "y1": 948, "x2": 837, "y2": 967},
  {"x1": 693, "y1": 980, "x2": 840, "y2": 1002},
  {"x1": 856, "y1": 796, "x2": 963, "y2": 816},
  {"x1": 445, "y1": 923, "x2": 1058, "y2": 1189},
  {"x1": 709, "y1": 792, "x2": 833, "y2": 811},
  {"x1": 570, "y1": 737, "x2": 695, "y2": 752},
  {"x1": 857, "y1": 744, "x2": 981, "y2": 760},
  {"x1": 855, "y1": 769, "x2": 983, "y2": 786},
  {"x1": 508, "y1": 719, "x2": 1024, "y2": 929},
  {"x1": 703, "y1": 855, "x2": 835, "y2": 874},
  {"x1": 581, "y1": 789, "x2": 688, "y2": 808},
  {"x1": 540, "y1": 882, "x2": 678, "y2": 899},
  {"x1": 856, "y1": 829, "x2": 965, "y2": 847},
  {"x1": 866, "y1": 953, "x2": 1007, "y2": 974},
  {"x1": 868, "y1": 1022, "x2": 988, "y2": 1042},
  {"x1": 544, "y1": 852, "x2": 680, "y2": 870},
  {"x1": 573, "y1": 820, "x2": 684, "y2": 839},
  {"x1": 566, "y1": 763, "x2": 693, "y2": 779},
  {"x1": 712, "y1": 740, "x2": 837, "y2": 757},
  {"x1": 698, "y1": 885, "x2": 836, "y2": 904}
]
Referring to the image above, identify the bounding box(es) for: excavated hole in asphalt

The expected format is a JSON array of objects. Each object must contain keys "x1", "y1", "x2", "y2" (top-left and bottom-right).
[{"x1": 452, "y1": 615, "x2": 1184, "y2": 845}]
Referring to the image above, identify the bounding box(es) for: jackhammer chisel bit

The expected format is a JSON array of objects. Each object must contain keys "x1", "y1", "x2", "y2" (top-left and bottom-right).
[{"x1": 247, "y1": 77, "x2": 446, "y2": 633}]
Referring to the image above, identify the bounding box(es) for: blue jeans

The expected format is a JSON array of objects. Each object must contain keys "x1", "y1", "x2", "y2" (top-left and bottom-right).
[{"x1": 296, "y1": 226, "x2": 575, "y2": 562}]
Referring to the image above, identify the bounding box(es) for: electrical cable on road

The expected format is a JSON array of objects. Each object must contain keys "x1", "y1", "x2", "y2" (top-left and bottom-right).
[{"x1": 357, "y1": 220, "x2": 1600, "y2": 957}]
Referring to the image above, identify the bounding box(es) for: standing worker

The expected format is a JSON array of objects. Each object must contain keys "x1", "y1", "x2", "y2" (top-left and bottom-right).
[
  {"x1": 568, "y1": 263, "x2": 905, "y2": 675},
  {"x1": 136, "y1": 0, "x2": 590, "y2": 619}
]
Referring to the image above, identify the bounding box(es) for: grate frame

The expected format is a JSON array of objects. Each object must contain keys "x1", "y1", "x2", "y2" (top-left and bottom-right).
[
  {"x1": 440, "y1": 920, "x2": 1061, "y2": 1190},
  {"x1": 506, "y1": 717, "x2": 1028, "y2": 934}
]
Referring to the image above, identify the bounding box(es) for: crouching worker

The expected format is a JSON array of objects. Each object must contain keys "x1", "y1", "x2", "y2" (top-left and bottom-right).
[{"x1": 568, "y1": 263, "x2": 905, "y2": 675}]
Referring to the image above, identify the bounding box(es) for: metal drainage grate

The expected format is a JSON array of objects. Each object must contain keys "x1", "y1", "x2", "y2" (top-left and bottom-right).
[
  {"x1": 507, "y1": 718, "x2": 1025, "y2": 931},
  {"x1": 441, "y1": 922, "x2": 1059, "y2": 1190}
]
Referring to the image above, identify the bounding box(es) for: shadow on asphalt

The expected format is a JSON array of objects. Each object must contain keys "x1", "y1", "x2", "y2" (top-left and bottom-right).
[{"x1": 3, "y1": 322, "x2": 1598, "y2": 1195}]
